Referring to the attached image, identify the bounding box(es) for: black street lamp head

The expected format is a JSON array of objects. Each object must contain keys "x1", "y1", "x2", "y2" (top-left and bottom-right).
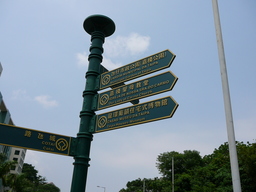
[{"x1": 83, "y1": 14, "x2": 115, "y2": 37}]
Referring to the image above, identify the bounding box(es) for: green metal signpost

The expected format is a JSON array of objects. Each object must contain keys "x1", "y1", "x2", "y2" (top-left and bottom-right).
[
  {"x1": 70, "y1": 15, "x2": 116, "y2": 192},
  {"x1": 0, "y1": 14, "x2": 178, "y2": 192}
]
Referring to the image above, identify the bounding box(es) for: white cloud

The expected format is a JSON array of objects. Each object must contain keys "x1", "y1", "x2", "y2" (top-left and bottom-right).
[
  {"x1": 76, "y1": 33, "x2": 150, "y2": 70},
  {"x1": 104, "y1": 33, "x2": 150, "y2": 57},
  {"x1": 11, "y1": 89, "x2": 30, "y2": 101},
  {"x1": 76, "y1": 33, "x2": 150, "y2": 69},
  {"x1": 126, "y1": 33, "x2": 151, "y2": 55},
  {"x1": 34, "y1": 95, "x2": 58, "y2": 108},
  {"x1": 101, "y1": 57, "x2": 122, "y2": 71},
  {"x1": 76, "y1": 51, "x2": 122, "y2": 71},
  {"x1": 76, "y1": 52, "x2": 88, "y2": 68}
]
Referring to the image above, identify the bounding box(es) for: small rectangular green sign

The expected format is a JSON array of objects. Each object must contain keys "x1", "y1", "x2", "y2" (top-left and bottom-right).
[
  {"x1": 93, "y1": 96, "x2": 178, "y2": 133},
  {"x1": 99, "y1": 49, "x2": 176, "y2": 90},
  {"x1": 96, "y1": 71, "x2": 178, "y2": 110},
  {"x1": 0, "y1": 123, "x2": 74, "y2": 156}
]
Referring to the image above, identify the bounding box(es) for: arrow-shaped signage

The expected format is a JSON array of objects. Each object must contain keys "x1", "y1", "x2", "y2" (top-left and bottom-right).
[
  {"x1": 99, "y1": 49, "x2": 175, "y2": 90},
  {"x1": 0, "y1": 123, "x2": 75, "y2": 156},
  {"x1": 100, "y1": 64, "x2": 139, "y2": 105},
  {"x1": 95, "y1": 71, "x2": 178, "y2": 111},
  {"x1": 91, "y1": 96, "x2": 178, "y2": 133}
]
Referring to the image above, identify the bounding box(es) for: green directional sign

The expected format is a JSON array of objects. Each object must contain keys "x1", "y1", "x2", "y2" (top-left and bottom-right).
[
  {"x1": 92, "y1": 96, "x2": 178, "y2": 133},
  {"x1": 95, "y1": 71, "x2": 178, "y2": 110},
  {"x1": 99, "y1": 49, "x2": 176, "y2": 90},
  {"x1": 0, "y1": 123, "x2": 75, "y2": 156},
  {"x1": 99, "y1": 64, "x2": 139, "y2": 105}
]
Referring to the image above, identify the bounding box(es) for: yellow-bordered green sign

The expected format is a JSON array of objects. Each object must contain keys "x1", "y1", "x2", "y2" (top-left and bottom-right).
[
  {"x1": 0, "y1": 123, "x2": 74, "y2": 156},
  {"x1": 93, "y1": 96, "x2": 178, "y2": 133},
  {"x1": 99, "y1": 49, "x2": 175, "y2": 90},
  {"x1": 96, "y1": 71, "x2": 178, "y2": 111}
]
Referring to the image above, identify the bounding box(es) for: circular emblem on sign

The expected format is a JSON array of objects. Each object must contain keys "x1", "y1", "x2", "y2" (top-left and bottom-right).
[
  {"x1": 100, "y1": 94, "x2": 109, "y2": 106},
  {"x1": 101, "y1": 74, "x2": 111, "y2": 86},
  {"x1": 56, "y1": 138, "x2": 69, "y2": 151},
  {"x1": 97, "y1": 116, "x2": 107, "y2": 129}
]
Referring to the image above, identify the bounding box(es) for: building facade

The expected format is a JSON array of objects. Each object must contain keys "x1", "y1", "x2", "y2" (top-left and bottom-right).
[{"x1": 0, "y1": 63, "x2": 27, "y2": 191}]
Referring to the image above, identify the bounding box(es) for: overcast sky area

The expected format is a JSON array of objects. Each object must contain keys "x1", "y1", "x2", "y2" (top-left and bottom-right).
[{"x1": 1, "y1": 1, "x2": 256, "y2": 192}]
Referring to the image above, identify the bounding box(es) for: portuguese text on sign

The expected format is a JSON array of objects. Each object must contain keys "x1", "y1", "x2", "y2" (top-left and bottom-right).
[
  {"x1": 93, "y1": 96, "x2": 178, "y2": 133},
  {"x1": 96, "y1": 71, "x2": 178, "y2": 110},
  {"x1": 99, "y1": 49, "x2": 176, "y2": 90},
  {"x1": 0, "y1": 123, "x2": 74, "y2": 156}
]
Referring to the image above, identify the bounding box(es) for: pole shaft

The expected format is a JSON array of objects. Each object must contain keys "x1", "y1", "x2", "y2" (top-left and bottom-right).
[
  {"x1": 70, "y1": 31, "x2": 105, "y2": 192},
  {"x1": 70, "y1": 14, "x2": 115, "y2": 192},
  {"x1": 212, "y1": 1, "x2": 241, "y2": 191},
  {"x1": 143, "y1": 179, "x2": 145, "y2": 192}
]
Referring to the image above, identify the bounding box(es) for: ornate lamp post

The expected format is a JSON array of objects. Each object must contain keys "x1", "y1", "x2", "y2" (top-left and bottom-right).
[{"x1": 70, "y1": 14, "x2": 115, "y2": 192}]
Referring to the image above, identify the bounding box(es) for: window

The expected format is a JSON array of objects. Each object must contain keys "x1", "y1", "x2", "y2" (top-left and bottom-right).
[
  {"x1": 19, "y1": 158, "x2": 24, "y2": 166},
  {"x1": 3, "y1": 146, "x2": 10, "y2": 154},
  {"x1": 21, "y1": 151, "x2": 25, "y2": 159},
  {"x1": 17, "y1": 166, "x2": 22, "y2": 173},
  {"x1": 14, "y1": 150, "x2": 20, "y2": 155},
  {"x1": 13, "y1": 158, "x2": 18, "y2": 162}
]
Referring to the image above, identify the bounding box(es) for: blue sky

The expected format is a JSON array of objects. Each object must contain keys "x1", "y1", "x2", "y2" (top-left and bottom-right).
[{"x1": 1, "y1": 1, "x2": 256, "y2": 191}]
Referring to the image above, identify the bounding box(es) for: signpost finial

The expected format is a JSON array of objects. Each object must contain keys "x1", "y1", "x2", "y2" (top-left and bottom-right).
[{"x1": 83, "y1": 14, "x2": 115, "y2": 37}]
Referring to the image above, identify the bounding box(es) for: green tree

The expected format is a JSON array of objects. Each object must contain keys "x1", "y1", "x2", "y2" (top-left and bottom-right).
[
  {"x1": 5, "y1": 173, "x2": 32, "y2": 192},
  {"x1": 224, "y1": 141, "x2": 256, "y2": 192},
  {"x1": 22, "y1": 163, "x2": 46, "y2": 187},
  {"x1": 156, "y1": 150, "x2": 203, "y2": 178},
  {"x1": 119, "y1": 177, "x2": 172, "y2": 192},
  {"x1": 0, "y1": 153, "x2": 16, "y2": 187},
  {"x1": 192, "y1": 141, "x2": 256, "y2": 192},
  {"x1": 236, "y1": 141, "x2": 256, "y2": 191},
  {"x1": 202, "y1": 143, "x2": 232, "y2": 192},
  {"x1": 156, "y1": 150, "x2": 203, "y2": 192},
  {"x1": 22, "y1": 163, "x2": 60, "y2": 192},
  {"x1": 190, "y1": 166, "x2": 216, "y2": 192},
  {"x1": 1, "y1": 155, "x2": 60, "y2": 192},
  {"x1": 124, "y1": 178, "x2": 144, "y2": 192},
  {"x1": 37, "y1": 182, "x2": 60, "y2": 192},
  {"x1": 147, "y1": 177, "x2": 172, "y2": 192},
  {"x1": 120, "y1": 141, "x2": 256, "y2": 192},
  {"x1": 155, "y1": 151, "x2": 179, "y2": 179}
]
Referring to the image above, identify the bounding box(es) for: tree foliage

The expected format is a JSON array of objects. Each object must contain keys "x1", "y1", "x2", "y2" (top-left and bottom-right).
[
  {"x1": 0, "y1": 158, "x2": 60, "y2": 192},
  {"x1": 119, "y1": 141, "x2": 256, "y2": 192},
  {"x1": 22, "y1": 163, "x2": 47, "y2": 187},
  {"x1": 0, "y1": 153, "x2": 17, "y2": 187},
  {"x1": 21, "y1": 163, "x2": 60, "y2": 192},
  {"x1": 119, "y1": 178, "x2": 172, "y2": 192}
]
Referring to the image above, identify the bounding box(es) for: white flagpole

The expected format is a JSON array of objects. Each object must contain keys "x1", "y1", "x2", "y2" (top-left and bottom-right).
[{"x1": 212, "y1": 1, "x2": 242, "y2": 191}]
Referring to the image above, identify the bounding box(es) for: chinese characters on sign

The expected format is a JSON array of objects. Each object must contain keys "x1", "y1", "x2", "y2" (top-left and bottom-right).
[
  {"x1": 96, "y1": 71, "x2": 178, "y2": 110},
  {"x1": 93, "y1": 49, "x2": 179, "y2": 133},
  {"x1": 99, "y1": 49, "x2": 176, "y2": 90},
  {"x1": 0, "y1": 49, "x2": 178, "y2": 155},
  {"x1": 0, "y1": 123, "x2": 73, "y2": 156},
  {"x1": 94, "y1": 96, "x2": 178, "y2": 133}
]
